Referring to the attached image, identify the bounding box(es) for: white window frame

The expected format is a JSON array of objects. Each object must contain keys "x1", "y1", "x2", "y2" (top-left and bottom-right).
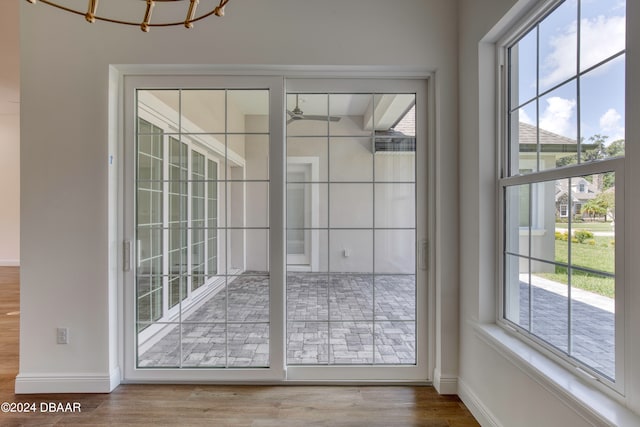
[{"x1": 497, "y1": 0, "x2": 626, "y2": 395}]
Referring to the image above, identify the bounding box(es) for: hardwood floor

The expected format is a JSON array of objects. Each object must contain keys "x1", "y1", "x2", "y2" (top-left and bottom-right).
[{"x1": 0, "y1": 267, "x2": 479, "y2": 426}]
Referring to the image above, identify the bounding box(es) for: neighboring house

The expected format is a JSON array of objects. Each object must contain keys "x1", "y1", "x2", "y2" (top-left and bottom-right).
[{"x1": 555, "y1": 177, "x2": 598, "y2": 219}]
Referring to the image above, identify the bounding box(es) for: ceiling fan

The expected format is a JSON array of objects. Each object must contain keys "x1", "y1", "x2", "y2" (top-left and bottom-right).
[{"x1": 287, "y1": 94, "x2": 341, "y2": 125}]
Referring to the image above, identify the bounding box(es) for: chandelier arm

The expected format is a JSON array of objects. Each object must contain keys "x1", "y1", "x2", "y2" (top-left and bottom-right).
[{"x1": 29, "y1": 0, "x2": 229, "y2": 28}]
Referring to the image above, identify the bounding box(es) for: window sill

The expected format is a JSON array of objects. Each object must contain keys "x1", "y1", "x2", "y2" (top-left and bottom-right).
[{"x1": 473, "y1": 323, "x2": 640, "y2": 427}]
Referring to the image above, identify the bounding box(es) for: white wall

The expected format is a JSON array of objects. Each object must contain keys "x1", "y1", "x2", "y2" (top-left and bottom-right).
[
  {"x1": 458, "y1": 0, "x2": 640, "y2": 425},
  {"x1": 18, "y1": 0, "x2": 459, "y2": 392},
  {"x1": 0, "y1": 0, "x2": 20, "y2": 266}
]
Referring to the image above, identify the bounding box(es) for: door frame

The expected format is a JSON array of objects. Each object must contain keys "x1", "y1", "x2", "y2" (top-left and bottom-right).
[
  {"x1": 287, "y1": 157, "x2": 320, "y2": 271},
  {"x1": 116, "y1": 68, "x2": 435, "y2": 384}
]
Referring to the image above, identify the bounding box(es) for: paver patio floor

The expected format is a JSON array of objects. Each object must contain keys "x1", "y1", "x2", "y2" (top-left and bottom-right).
[
  {"x1": 517, "y1": 278, "x2": 614, "y2": 379},
  {"x1": 138, "y1": 273, "x2": 614, "y2": 377}
]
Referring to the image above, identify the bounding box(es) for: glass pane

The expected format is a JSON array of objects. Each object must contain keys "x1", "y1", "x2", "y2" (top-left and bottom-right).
[
  {"x1": 329, "y1": 137, "x2": 373, "y2": 182},
  {"x1": 227, "y1": 275, "x2": 269, "y2": 322},
  {"x1": 286, "y1": 183, "x2": 328, "y2": 230},
  {"x1": 538, "y1": 0, "x2": 578, "y2": 93},
  {"x1": 228, "y1": 229, "x2": 269, "y2": 275},
  {"x1": 287, "y1": 229, "x2": 329, "y2": 272},
  {"x1": 539, "y1": 82, "x2": 578, "y2": 171},
  {"x1": 287, "y1": 138, "x2": 328, "y2": 182},
  {"x1": 329, "y1": 322, "x2": 374, "y2": 364},
  {"x1": 375, "y1": 322, "x2": 415, "y2": 364},
  {"x1": 225, "y1": 178, "x2": 244, "y2": 220},
  {"x1": 329, "y1": 230, "x2": 373, "y2": 273},
  {"x1": 287, "y1": 94, "x2": 329, "y2": 137},
  {"x1": 138, "y1": 90, "x2": 179, "y2": 132},
  {"x1": 375, "y1": 152, "x2": 415, "y2": 182},
  {"x1": 287, "y1": 273, "x2": 329, "y2": 321},
  {"x1": 287, "y1": 321, "x2": 329, "y2": 365},
  {"x1": 329, "y1": 184, "x2": 373, "y2": 228},
  {"x1": 510, "y1": 29, "x2": 537, "y2": 108},
  {"x1": 235, "y1": 134, "x2": 269, "y2": 180},
  {"x1": 375, "y1": 183, "x2": 415, "y2": 228},
  {"x1": 504, "y1": 254, "x2": 530, "y2": 329},
  {"x1": 182, "y1": 323, "x2": 226, "y2": 367},
  {"x1": 228, "y1": 323, "x2": 269, "y2": 367},
  {"x1": 580, "y1": 0, "x2": 626, "y2": 72},
  {"x1": 375, "y1": 230, "x2": 415, "y2": 274},
  {"x1": 374, "y1": 275, "x2": 415, "y2": 321},
  {"x1": 509, "y1": 102, "x2": 537, "y2": 175},
  {"x1": 181, "y1": 90, "x2": 225, "y2": 133},
  {"x1": 329, "y1": 94, "x2": 373, "y2": 136},
  {"x1": 184, "y1": 282, "x2": 226, "y2": 322},
  {"x1": 531, "y1": 260, "x2": 569, "y2": 352},
  {"x1": 241, "y1": 182, "x2": 269, "y2": 227},
  {"x1": 373, "y1": 94, "x2": 415, "y2": 131},
  {"x1": 227, "y1": 90, "x2": 269, "y2": 134},
  {"x1": 138, "y1": 323, "x2": 181, "y2": 368},
  {"x1": 530, "y1": 180, "x2": 566, "y2": 265},
  {"x1": 329, "y1": 274, "x2": 373, "y2": 321},
  {"x1": 505, "y1": 185, "x2": 530, "y2": 256},
  {"x1": 570, "y1": 269, "x2": 615, "y2": 379},
  {"x1": 580, "y1": 57, "x2": 625, "y2": 161}
]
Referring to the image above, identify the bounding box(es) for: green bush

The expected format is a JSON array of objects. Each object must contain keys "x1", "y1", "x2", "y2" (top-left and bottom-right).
[
  {"x1": 574, "y1": 230, "x2": 594, "y2": 243},
  {"x1": 586, "y1": 239, "x2": 596, "y2": 246}
]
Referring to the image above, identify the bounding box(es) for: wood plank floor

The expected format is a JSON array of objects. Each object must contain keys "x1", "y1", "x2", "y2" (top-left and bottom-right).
[{"x1": 0, "y1": 267, "x2": 479, "y2": 426}]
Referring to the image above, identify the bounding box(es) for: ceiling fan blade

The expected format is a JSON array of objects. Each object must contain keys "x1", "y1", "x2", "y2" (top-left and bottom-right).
[
  {"x1": 302, "y1": 115, "x2": 342, "y2": 122},
  {"x1": 286, "y1": 110, "x2": 295, "y2": 117},
  {"x1": 287, "y1": 118, "x2": 294, "y2": 125}
]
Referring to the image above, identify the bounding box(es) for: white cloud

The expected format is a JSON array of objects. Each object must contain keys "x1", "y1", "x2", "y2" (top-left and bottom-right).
[
  {"x1": 599, "y1": 108, "x2": 624, "y2": 141},
  {"x1": 519, "y1": 109, "x2": 534, "y2": 125},
  {"x1": 580, "y1": 15, "x2": 625, "y2": 70},
  {"x1": 540, "y1": 14, "x2": 625, "y2": 88},
  {"x1": 540, "y1": 22, "x2": 577, "y2": 89},
  {"x1": 540, "y1": 96, "x2": 576, "y2": 137}
]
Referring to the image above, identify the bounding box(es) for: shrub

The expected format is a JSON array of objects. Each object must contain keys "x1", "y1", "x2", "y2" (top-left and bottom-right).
[
  {"x1": 586, "y1": 239, "x2": 596, "y2": 246},
  {"x1": 555, "y1": 231, "x2": 564, "y2": 240},
  {"x1": 574, "y1": 230, "x2": 594, "y2": 243}
]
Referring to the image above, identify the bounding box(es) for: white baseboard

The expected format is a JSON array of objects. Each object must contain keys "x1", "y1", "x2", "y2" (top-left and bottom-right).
[
  {"x1": 432, "y1": 368, "x2": 458, "y2": 395},
  {"x1": 458, "y1": 378, "x2": 502, "y2": 427},
  {"x1": 0, "y1": 259, "x2": 20, "y2": 267},
  {"x1": 15, "y1": 371, "x2": 119, "y2": 394}
]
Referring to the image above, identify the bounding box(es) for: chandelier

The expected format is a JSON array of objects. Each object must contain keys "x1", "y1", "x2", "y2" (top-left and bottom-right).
[{"x1": 24, "y1": 0, "x2": 230, "y2": 32}]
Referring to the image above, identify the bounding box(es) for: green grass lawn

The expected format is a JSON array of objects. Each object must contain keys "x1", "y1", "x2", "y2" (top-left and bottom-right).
[
  {"x1": 555, "y1": 222, "x2": 615, "y2": 232},
  {"x1": 536, "y1": 236, "x2": 615, "y2": 298}
]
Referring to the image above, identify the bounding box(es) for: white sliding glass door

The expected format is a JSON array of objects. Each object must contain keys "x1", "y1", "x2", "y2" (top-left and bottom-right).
[
  {"x1": 284, "y1": 79, "x2": 428, "y2": 381},
  {"x1": 123, "y1": 75, "x2": 428, "y2": 382},
  {"x1": 123, "y1": 76, "x2": 284, "y2": 382}
]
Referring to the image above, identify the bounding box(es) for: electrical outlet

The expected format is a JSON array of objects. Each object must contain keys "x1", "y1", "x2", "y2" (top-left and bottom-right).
[{"x1": 56, "y1": 327, "x2": 69, "y2": 344}]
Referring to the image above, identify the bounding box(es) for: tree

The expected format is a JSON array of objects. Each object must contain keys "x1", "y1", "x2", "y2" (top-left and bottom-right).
[
  {"x1": 554, "y1": 136, "x2": 625, "y2": 169},
  {"x1": 605, "y1": 139, "x2": 625, "y2": 158},
  {"x1": 582, "y1": 191, "x2": 615, "y2": 222}
]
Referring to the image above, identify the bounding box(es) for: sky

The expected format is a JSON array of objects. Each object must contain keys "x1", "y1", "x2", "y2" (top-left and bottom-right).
[{"x1": 512, "y1": 0, "x2": 626, "y2": 144}]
